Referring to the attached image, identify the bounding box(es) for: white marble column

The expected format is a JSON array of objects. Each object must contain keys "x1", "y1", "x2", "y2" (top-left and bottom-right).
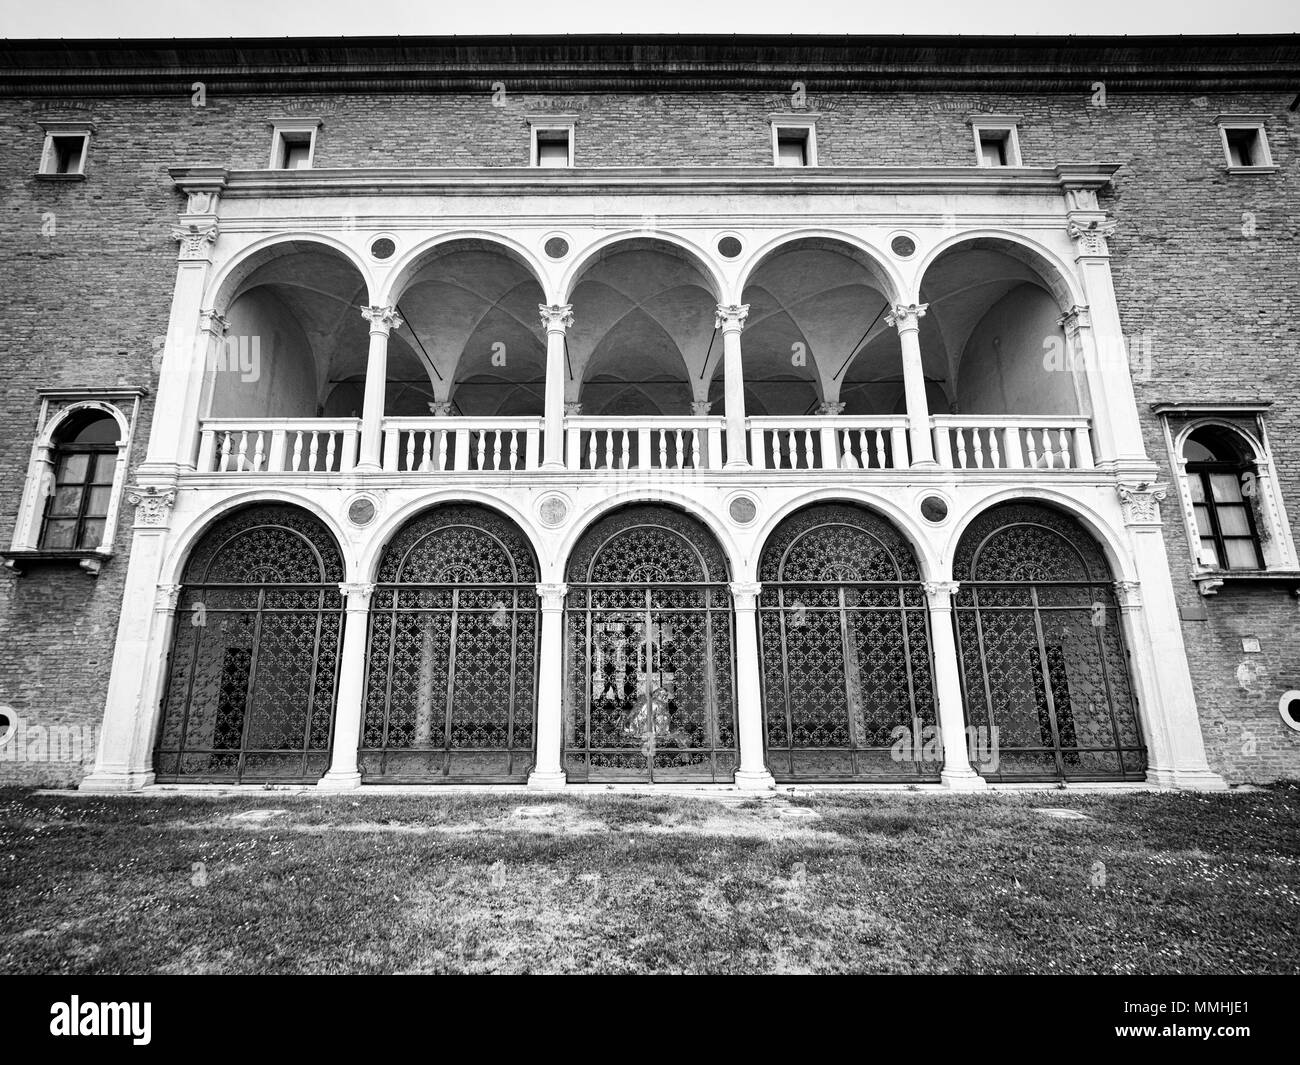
[
  {"x1": 923, "y1": 581, "x2": 985, "y2": 790},
  {"x1": 886, "y1": 302, "x2": 937, "y2": 467},
  {"x1": 539, "y1": 305, "x2": 573, "y2": 470},
  {"x1": 319, "y1": 582, "x2": 375, "y2": 790},
  {"x1": 716, "y1": 304, "x2": 750, "y2": 468},
  {"x1": 730, "y1": 581, "x2": 776, "y2": 790},
  {"x1": 356, "y1": 306, "x2": 402, "y2": 472},
  {"x1": 528, "y1": 582, "x2": 568, "y2": 789}
]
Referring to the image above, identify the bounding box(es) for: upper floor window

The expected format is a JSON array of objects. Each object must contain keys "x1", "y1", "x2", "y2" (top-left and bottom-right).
[
  {"x1": 770, "y1": 116, "x2": 817, "y2": 167},
  {"x1": 268, "y1": 119, "x2": 321, "y2": 170},
  {"x1": 1183, "y1": 426, "x2": 1263, "y2": 571},
  {"x1": 38, "y1": 121, "x2": 92, "y2": 177},
  {"x1": 40, "y1": 412, "x2": 119, "y2": 550},
  {"x1": 528, "y1": 116, "x2": 577, "y2": 168},
  {"x1": 1216, "y1": 116, "x2": 1275, "y2": 173},
  {"x1": 968, "y1": 115, "x2": 1022, "y2": 167}
]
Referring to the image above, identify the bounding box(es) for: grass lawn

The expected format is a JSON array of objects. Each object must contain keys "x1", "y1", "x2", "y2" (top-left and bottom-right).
[{"x1": 1, "y1": 784, "x2": 1297, "y2": 974}]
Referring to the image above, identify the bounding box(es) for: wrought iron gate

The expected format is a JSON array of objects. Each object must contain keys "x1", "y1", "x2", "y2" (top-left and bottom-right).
[
  {"x1": 758, "y1": 503, "x2": 938, "y2": 781},
  {"x1": 360, "y1": 505, "x2": 539, "y2": 782},
  {"x1": 953, "y1": 503, "x2": 1147, "y2": 782},
  {"x1": 564, "y1": 506, "x2": 737, "y2": 782},
  {"x1": 155, "y1": 504, "x2": 344, "y2": 783}
]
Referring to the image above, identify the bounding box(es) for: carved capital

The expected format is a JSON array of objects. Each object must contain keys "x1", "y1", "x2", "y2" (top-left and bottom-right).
[
  {"x1": 1113, "y1": 580, "x2": 1143, "y2": 609},
  {"x1": 154, "y1": 583, "x2": 183, "y2": 613},
  {"x1": 690, "y1": 400, "x2": 713, "y2": 416},
  {"x1": 427, "y1": 401, "x2": 454, "y2": 417},
  {"x1": 923, "y1": 580, "x2": 961, "y2": 607},
  {"x1": 338, "y1": 582, "x2": 375, "y2": 608},
  {"x1": 729, "y1": 580, "x2": 762, "y2": 604},
  {"x1": 126, "y1": 485, "x2": 177, "y2": 527},
  {"x1": 535, "y1": 582, "x2": 568, "y2": 606},
  {"x1": 539, "y1": 303, "x2": 574, "y2": 332},
  {"x1": 816, "y1": 401, "x2": 846, "y2": 416},
  {"x1": 564, "y1": 401, "x2": 584, "y2": 416},
  {"x1": 198, "y1": 309, "x2": 229, "y2": 336},
  {"x1": 1067, "y1": 217, "x2": 1118, "y2": 256},
  {"x1": 171, "y1": 220, "x2": 218, "y2": 261},
  {"x1": 1117, "y1": 481, "x2": 1168, "y2": 525},
  {"x1": 885, "y1": 302, "x2": 929, "y2": 331},
  {"x1": 714, "y1": 303, "x2": 749, "y2": 332},
  {"x1": 1056, "y1": 305, "x2": 1091, "y2": 335},
  {"x1": 361, "y1": 305, "x2": 403, "y2": 334}
]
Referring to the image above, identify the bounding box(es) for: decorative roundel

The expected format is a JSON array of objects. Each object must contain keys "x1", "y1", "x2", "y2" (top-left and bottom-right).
[
  {"x1": 544, "y1": 235, "x2": 571, "y2": 260},
  {"x1": 920, "y1": 495, "x2": 949, "y2": 524},
  {"x1": 890, "y1": 234, "x2": 917, "y2": 259},
  {"x1": 537, "y1": 493, "x2": 570, "y2": 528},
  {"x1": 717, "y1": 235, "x2": 744, "y2": 259},
  {"x1": 347, "y1": 495, "x2": 378, "y2": 527},
  {"x1": 728, "y1": 494, "x2": 758, "y2": 525},
  {"x1": 1280, "y1": 690, "x2": 1300, "y2": 733},
  {"x1": 369, "y1": 236, "x2": 397, "y2": 261}
]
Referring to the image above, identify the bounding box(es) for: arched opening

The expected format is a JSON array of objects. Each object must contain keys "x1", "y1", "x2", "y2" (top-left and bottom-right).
[
  {"x1": 207, "y1": 241, "x2": 374, "y2": 421},
  {"x1": 360, "y1": 504, "x2": 540, "y2": 782},
  {"x1": 38, "y1": 410, "x2": 120, "y2": 551},
  {"x1": 154, "y1": 504, "x2": 344, "y2": 783},
  {"x1": 1182, "y1": 425, "x2": 1264, "y2": 570},
  {"x1": 952, "y1": 502, "x2": 1145, "y2": 782},
  {"x1": 564, "y1": 505, "x2": 736, "y2": 782},
  {"x1": 568, "y1": 239, "x2": 717, "y2": 417},
  {"x1": 757, "y1": 503, "x2": 936, "y2": 781},
  {"x1": 918, "y1": 238, "x2": 1083, "y2": 417},
  {"x1": 390, "y1": 240, "x2": 548, "y2": 417},
  {"x1": 734, "y1": 238, "x2": 897, "y2": 417}
]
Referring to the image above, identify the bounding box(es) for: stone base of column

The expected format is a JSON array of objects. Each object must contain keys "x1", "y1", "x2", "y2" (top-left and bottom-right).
[
  {"x1": 539, "y1": 461, "x2": 566, "y2": 471},
  {"x1": 316, "y1": 771, "x2": 363, "y2": 791},
  {"x1": 1145, "y1": 766, "x2": 1229, "y2": 791},
  {"x1": 723, "y1": 459, "x2": 751, "y2": 470},
  {"x1": 527, "y1": 769, "x2": 567, "y2": 790},
  {"x1": 733, "y1": 769, "x2": 776, "y2": 791},
  {"x1": 352, "y1": 461, "x2": 382, "y2": 474},
  {"x1": 910, "y1": 459, "x2": 941, "y2": 469},
  {"x1": 78, "y1": 769, "x2": 156, "y2": 792},
  {"x1": 941, "y1": 766, "x2": 988, "y2": 791}
]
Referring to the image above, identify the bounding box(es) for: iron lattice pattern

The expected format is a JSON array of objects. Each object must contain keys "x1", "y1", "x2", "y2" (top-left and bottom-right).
[
  {"x1": 155, "y1": 504, "x2": 344, "y2": 783},
  {"x1": 564, "y1": 506, "x2": 737, "y2": 782},
  {"x1": 953, "y1": 503, "x2": 1147, "y2": 782},
  {"x1": 361, "y1": 505, "x2": 539, "y2": 782},
  {"x1": 758, "y1": 504, "x2": 938, "y2": 781}
]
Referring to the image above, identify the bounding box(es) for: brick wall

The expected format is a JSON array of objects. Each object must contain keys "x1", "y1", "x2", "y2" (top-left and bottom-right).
[{"x1": 1, "y1": 76, "x2": 1296, "y2": 784}]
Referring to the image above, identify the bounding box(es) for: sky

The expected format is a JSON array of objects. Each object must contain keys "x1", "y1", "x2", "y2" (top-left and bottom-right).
[{"x1": 1, "y1": 0, "x2": 1298, "y2": 39}]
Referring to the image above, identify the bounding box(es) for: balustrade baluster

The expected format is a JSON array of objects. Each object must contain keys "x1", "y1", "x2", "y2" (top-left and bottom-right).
[
  {"x1": 1057, "y1": 428, "x2": 1071, "y2": 469},
  {"x1": 955, "y1": 429, "x2": 969, "y2": 469},
  {"x1": 324, "y1": 432, "x2": 337, "y2": 472},
  {"x1": 218, "y1": 432, "x2": 232, "y2": 473},
  {"x1": 307, "y1": 432, "x2": 320, "y2": 471}
]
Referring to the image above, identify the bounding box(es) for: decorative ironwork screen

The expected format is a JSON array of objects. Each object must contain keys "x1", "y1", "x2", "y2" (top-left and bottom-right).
[
  {"x1": 953, "y1": 503, "x2": 1146, "y2": 782},
  {"x1": 565, "y1": 506, "x2": 736, "y2": 782},
  {"x1": 758, "y1": 503, "x2": 938, "y2": 781},
  {"x1": 361, "y1": 505, "x2": 539, "y2": 782},
  {"x1": 155, "y1": 504, "x2": 344, "y2": 783}
]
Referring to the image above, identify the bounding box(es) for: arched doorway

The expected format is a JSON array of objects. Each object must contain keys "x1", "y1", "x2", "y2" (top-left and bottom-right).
[
  {"x1": 952, "y1": 502, "x2": 1146, "y2": 781},
  {"x1": 154, "y1": 504, "x2": 344, "y2": 783},
  {"x1": 564, "y1": 505, "x2": 736, "y2": 782},
  {"x1": 360, "y1": 505, "x2": 539, "y2": 782},
  {"x1": 758, "y1": 503, "x2": 937, "y2": 781}
]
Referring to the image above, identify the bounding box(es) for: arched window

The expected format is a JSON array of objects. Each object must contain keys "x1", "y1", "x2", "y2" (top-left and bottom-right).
[
  {"x1": 1183, "y1": 426, "x2": 1263, "y2": 570},
  {"x1": 39, "y1": 411, "x2": 120, "y2": 550}
]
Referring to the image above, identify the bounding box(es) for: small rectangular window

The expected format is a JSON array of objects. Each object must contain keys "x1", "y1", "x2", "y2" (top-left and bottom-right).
[
  {"x1": 267, "y1": 120, "x2": 320, "y2": 170},
  {"x1": 38, "y1": 129, "x2": 90, "y2": 176},
  {"x1": 776, "y1": 130, "x2": 808, "y2": 167},
  {"x1": 536, "y1": 130, "x2": 571, "y2": 168},
  {"x1": 978, "y1": 131, "x2": 1009, "y2": 167},
  {"x1": 968, "y1": 116, "x2": 1022, "y2": 168},
  {"x1": 1216, "y1": 117, "x2": 1274, "y2": 172}
]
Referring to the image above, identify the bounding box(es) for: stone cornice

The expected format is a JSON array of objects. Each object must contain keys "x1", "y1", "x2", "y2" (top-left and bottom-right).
[{"x1": 169, "y1": 162, "x2": 1121, "y2": 200}]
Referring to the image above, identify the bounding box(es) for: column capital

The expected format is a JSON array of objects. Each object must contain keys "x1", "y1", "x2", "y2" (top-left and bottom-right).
[
  {"x1": 361, "y1": 305, "x2": 403, "y2": 335},
  {"x1": 1113, "y1": 580, "x2": 1143, "y2": 609},
  {"x1": 427, "y1": 400, "x2": 454, "y2": 417},
  {"x1": 1056, "y1": 304, "x2": 1092, "y2": 335},
  {"x1": 923, "y1": 580, "x2": 961, "y2": 607},
  {"x1": 1067, "y1": 216, "x2": 1118, "y2": 257},
  {"x1": 816, "y1": 400, "x2": 846, "y2": 416},
  {"x1": 171, "y1": 219, "x2": 219, "y2": 262},
  {"x1": 1117, "y1": 481, "x2": 1168, "y2": 526},
  {"x1": 563, "y1": 401, "x2": 583, "y2": 416},
  {"x1": 198, "y1": 309, "x2": 229, "y2": 336},
  {"x1": 729, "y1": 580, "x2": 762, "y2": 604},
  {"x1": 539, "y1": 303, "x2": 574, "y2": 332},
  {"x1": 690, "y1": 400, "x2": 713, "y2": 416},
  {"x1": 885, "y1": 302, "x2": 928, "y2": 331},
  {"x1": 126, "y1": 485, "x2": 177, "y2": 528},
  {"x1": 715, "y1": 303, "x2": 750, "y2": 332},
  {"x1": 535, "y1": 582, "x2": 568, "y2": 606},
  {"x1": 154, "y1": 583, "x2": 183, "y2": 613},
  {"x1": 338, "y1": 582, "x2": 375, "y2": 608}
]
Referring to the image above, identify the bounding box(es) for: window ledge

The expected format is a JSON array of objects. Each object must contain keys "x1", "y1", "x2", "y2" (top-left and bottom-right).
[
  {"x1": 1, "y1": 549, "x2": 112, "y2": 575},
  {"x1": 34, "y1": 172, "x2": 86, "y2": 182},
  {"x1": 1192, "y1": 568, "x2": 1300, "y2": 596},
  {"x1": 1225, "y1": 165, "x2": 1279, "y2": 176}
]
